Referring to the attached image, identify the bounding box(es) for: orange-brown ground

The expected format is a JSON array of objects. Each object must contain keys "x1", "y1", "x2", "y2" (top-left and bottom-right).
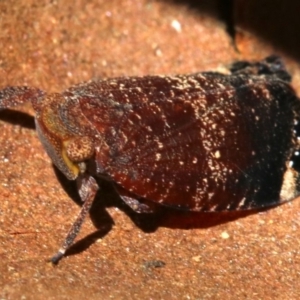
[{"x1": 0, "y1": 1, "x2": 300, "y2": 299}]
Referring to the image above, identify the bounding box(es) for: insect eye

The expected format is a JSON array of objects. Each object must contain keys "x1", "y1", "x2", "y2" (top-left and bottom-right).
[{"x1": 64, "y1": 136, "x2": 95, "y2": 163}]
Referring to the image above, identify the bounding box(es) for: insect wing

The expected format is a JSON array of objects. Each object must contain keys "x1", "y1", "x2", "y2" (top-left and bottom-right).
[{"x1": 70, "y1": 74, "x2": 299, "y2": 212}]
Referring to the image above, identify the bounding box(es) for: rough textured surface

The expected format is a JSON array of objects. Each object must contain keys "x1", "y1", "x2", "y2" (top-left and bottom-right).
[{"x1": 0, "y1": 0, "x2": 300, "y2": 299}]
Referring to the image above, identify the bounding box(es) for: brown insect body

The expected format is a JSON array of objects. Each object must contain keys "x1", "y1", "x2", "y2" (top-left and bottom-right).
[{"x1": 1, "y1": 56, "x2": 299, "y2": 263}]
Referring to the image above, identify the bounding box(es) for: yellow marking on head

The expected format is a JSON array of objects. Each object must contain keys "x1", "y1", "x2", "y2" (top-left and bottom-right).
[{"x1": 62, "y1": 148, "x2": 80, "y2": 177}]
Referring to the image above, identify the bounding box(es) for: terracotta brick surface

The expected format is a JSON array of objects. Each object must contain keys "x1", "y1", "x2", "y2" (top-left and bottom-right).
[{"x1": 0, "y1": 1, "x2": 299, "y2": 299}]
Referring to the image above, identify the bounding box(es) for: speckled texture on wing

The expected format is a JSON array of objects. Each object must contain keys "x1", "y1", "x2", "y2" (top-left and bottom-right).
[{"x1": 63, "y1": 72, "x2": 299, "y2": 211}]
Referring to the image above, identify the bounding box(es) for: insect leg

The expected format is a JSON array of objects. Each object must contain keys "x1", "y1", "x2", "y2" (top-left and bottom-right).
[
  {"x1": 0, "y1": 86, "x2": 44, "y2": 109},
  {"x1": 120, "y1": 195, "x2": 156, "y2": 213},
  {"x1": 51, "y1": 174, "x2": 99, "y2": 264}
]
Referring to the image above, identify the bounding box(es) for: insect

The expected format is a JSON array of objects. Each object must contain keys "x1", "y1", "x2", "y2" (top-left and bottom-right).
[{"x1": 0, "y1": 55, "x2": 299, "y2": 263}]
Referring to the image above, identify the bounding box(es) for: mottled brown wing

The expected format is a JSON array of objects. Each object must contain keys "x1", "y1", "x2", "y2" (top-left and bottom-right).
[{"x1": 66, "y1": 73, "x2": 299, "y2": 211}]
